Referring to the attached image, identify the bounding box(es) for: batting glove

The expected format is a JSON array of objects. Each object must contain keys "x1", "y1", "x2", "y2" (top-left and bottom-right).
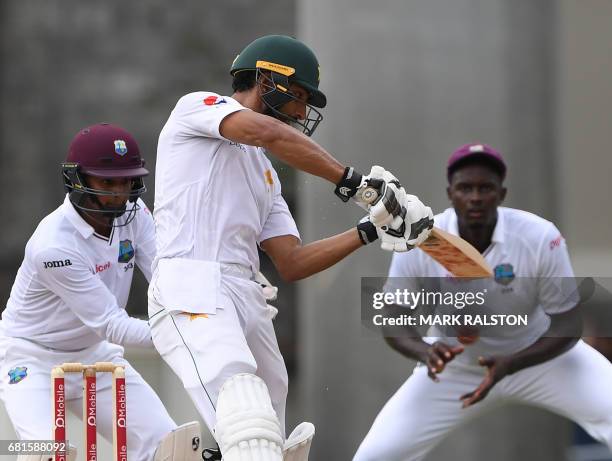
[
  {"x1": 358, "y1": 194, "x2": 434, "y2": 252},
  {"x1": 334, "y1": 165, "x2": 405, "y2": 227},
  {"x1": 382, "y1": 194, "x2": 434, "y2": 251}
]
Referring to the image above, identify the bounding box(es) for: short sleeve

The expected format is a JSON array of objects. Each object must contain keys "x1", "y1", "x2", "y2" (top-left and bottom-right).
[
  {"x1": 259, "y1": 169, "x2": 300, "y2": 243},
  {"x1": 537, "y1": 223, "x2": 579, "y2": 314},
  {"x1": 173, "y1": 92, "x2": 246, "y2": 140}
]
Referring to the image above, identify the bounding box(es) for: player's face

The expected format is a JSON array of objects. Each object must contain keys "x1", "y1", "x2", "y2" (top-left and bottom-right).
[
  {"x1": 278, "y1": 83, "x2": 309, "y2": 122},
  {"x1": 447, "y1": 165, "x2": 506, "y2": 228},
  {"x1": 85, "y1": 176, "x2": 132, "y2": 212}
]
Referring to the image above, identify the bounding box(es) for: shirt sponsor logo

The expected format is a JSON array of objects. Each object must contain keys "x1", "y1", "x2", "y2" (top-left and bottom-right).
[
  {"x1": 95, "y1": 261, "x2": 111, "y2": 273},
  {"x1": 203, "y1": 96, "x2": 227, "y2": 106},
  {"x1": 123, "y1": 262, "x2": 134, "y2": 272},
  {"x1": 8, "y1": 366, "x2": 28, "y2": 384},
  {"x1": 549, "y1": 235, "x2": 563, "y2": 250},
  {"x1": 43, "y1": 259, "x2": 72, "y2": 269},
  {"x1": 118, "y1": 239, "x2": 135, "y2": 263},
  {"x1": 114, "y1": 139, "x2": 128, "y2": 156},
  {"x1": 494, "y1": 263, "x2": 515, "y2": 286}
]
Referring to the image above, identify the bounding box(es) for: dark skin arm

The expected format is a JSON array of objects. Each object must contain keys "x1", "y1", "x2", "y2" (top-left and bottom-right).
[
  {"x1": 460, "y1": 307, "x2": 581, "y2": 408},
  {"x1": 220, "y1": 110, "x2": 345, "y2": 184},
  {"x1": 382, "y1": 305, "x2": 464, "y2": 382},
  {"x1": 260, "y1": 230, "x2": 364, "y2": 283}
]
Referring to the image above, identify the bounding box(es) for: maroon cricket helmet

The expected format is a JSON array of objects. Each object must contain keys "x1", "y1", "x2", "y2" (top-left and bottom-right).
[
  {"x1": 447, "y1": 143, "x2": 506, "y2": 182},
  {"x1": 66, "y1": 123, "x2": 149, "y2": 178},
  {"x1": 62, "y1": 123, "x2": 148, "y2": 227}
]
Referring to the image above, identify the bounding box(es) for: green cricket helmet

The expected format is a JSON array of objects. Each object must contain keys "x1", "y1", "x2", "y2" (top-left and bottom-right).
[{"x1": 230, "y1": 35, "x2": 326, "y2": 136}]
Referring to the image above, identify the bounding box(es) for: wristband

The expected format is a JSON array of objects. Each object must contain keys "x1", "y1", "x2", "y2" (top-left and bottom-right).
[
  {"x1": 357, "y1": 220, "x2": 379, "y2": 245},
  {"x1": 334, "y1": 167, "x2": 363, "y2": 202}
]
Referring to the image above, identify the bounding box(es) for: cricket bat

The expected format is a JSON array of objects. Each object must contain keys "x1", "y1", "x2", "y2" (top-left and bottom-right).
[{"x1": 419, "y1": 227, "x2": 492, "y2": 278}]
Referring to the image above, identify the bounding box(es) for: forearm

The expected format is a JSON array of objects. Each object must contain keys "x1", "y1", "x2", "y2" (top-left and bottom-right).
[
  {"x1": 506, "y1": 336, "x2": 578, "y2": 375},
  {"x1": 278, "y1": 228, "x2": 363, "y2": 281},
  {"x1": 104, "y1": 311, "x2": 154, "y2": 348},
  {"x1": 263, "y1": 123, "x2": 345, "y2": 183},
  {"x1": 385, "y1": 335, "x2": 430, "y2": 362},
  {"x1": 505, "y1": 307, "x2": 581, "y2": 374},
  {"x1": 221, "y1": 110, "x2": 345, "y2": 183},
  {"x1": 384, "y1": 322, "x2": 464, "y2": 381},
  {"x1": 380, "y1": 303, "x2": 430, "y2": 361}
]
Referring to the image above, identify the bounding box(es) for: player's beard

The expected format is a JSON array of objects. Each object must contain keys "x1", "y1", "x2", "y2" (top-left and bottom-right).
[
  {"x1": 81, "y1": 195, "x2": 128, "y2": 229},
  {"x1": 264, "y1": 106, "x2": 297, "y2": 127}
]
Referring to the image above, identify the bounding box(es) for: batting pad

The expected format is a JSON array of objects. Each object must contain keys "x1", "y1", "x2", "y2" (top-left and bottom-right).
[
  {"x1": 283, "y1": 422, "x2": 315, "y2": 461},
  {"x1": 215, "y1": 373, "x2": 284, "y2": 461},
  {"x1": 153, "y1": 421, "x2": 202, "y2": 461}
]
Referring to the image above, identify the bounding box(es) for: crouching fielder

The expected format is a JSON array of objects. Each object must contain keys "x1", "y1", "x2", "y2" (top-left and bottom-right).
[
  {"x1": 0, "y1": 124, "x2": 180, "y2": 461},
  {"x1": 148, "y1": 35, "x2": 432, "y2": 460}
]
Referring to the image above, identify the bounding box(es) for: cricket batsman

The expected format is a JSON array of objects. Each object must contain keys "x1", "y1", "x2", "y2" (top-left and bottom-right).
[{"x1": 148, "y1": 34, "x2": 434, "y2": 461}]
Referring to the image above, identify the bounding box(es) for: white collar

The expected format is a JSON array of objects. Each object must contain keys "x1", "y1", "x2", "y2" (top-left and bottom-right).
[{"x1": 60, "y1": 194, "x2": 95, "y2": 239}]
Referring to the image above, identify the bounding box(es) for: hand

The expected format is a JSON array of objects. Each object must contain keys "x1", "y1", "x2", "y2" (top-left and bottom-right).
[
  {"x1": 460, "y1": 356, "x2": 512, "y2": 408},
  {"x1": 423, "y1": 342, "x2": 464, "y2": 382},
  {"x1": 379, "y1": 194, "x2": 434, "y2": 252},
  {"x1": 357, "y1": 166, "x2": 406, "y2": 227},
  {"x1": 334, "y1": 166, "x2": 406, "y2": 227}
]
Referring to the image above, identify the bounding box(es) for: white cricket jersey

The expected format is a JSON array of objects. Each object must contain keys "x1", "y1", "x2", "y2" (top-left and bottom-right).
[
  {"x1": 385, "y1": 207, "x2": 578, "y2": 359},
  {"x1": 1, "y1": 195, "x2": 155, "y2": 351},
  {"x1": 151, "y1": 92, "x2": 299, "y2": 313}
]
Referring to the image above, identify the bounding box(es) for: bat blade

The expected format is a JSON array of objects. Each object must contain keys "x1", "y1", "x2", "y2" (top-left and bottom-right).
[{"x1": 418, "y1": 227, "x2": 492, "y2": 278}]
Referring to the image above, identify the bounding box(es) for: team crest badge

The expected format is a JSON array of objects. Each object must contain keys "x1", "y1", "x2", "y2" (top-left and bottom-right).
[
  {"x1": 114, "y1": 139, "x2": 128, "y2": 156},
  {"x1": 118, "y1": 240, "x2": 135, "y2": 263},
  {"x1": 494, "y1": 263, "x2": 515, "y2": 286},
  {"x1": 8, "y1": 367, "x2": 27, "y2": 384}
]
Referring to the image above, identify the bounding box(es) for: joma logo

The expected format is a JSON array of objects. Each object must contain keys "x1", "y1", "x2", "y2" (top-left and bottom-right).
[{"x1": 43, "y1": 259, "x2": 72, "y2": 269}]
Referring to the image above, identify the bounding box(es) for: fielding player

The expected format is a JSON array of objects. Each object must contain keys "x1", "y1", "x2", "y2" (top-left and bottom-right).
[
  {"x1": 353, "y1": 144, "x2": 612, "y2": 460},
  {"x1": 0, "y1": 124, "x2": 192, "y2": 461},
  {"x1": 148, "y1": 34, "x2": 434, "y2": 461}
]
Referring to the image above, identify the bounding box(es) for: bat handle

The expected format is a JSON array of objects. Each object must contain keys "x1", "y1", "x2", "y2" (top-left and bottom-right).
[{"x1": 361, "y1": 187, "x2": 379, "y2": 204}]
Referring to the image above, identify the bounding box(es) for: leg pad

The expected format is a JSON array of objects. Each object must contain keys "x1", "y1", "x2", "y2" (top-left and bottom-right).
[{"x1": 215, "y1": 374, "x2": 283, "y2": 461}]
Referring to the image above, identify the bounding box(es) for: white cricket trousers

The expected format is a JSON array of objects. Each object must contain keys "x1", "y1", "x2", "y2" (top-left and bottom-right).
[
  {"x1": 148, "y1": 264, "x2": 289, "y2": 437},
  {"x1": 0, "y1": 332, "x2": 176, "y2": 461},
  {"x1": 354, "y1": 340, "x2": 612, "y2": 461}
]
